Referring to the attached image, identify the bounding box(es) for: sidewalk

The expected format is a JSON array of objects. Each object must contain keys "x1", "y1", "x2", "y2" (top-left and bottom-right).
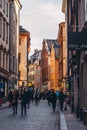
[
  {"x1": 0, "y1": 102, "x2": 9, "y2": 110},
  {"x1": 0, "y1": 99, "x2": 22, "y2": 110},
  {"x1": 60, "y1": 108, "x2": 87, "y2": 130}
]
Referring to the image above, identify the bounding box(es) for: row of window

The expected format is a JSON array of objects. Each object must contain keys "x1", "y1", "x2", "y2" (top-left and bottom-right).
[
  {"x1": 9, "y1": 55, "x2": 17, "y2": 73},
  {"x1": 29, "y1": 67, "x2": 35, "y2": 72},
  {"x1": 18, "y1": 71, "x2": 20, "y2": 80},
  {"x1": 0, "y1": 50, "x2": 17, "y2": 73},
  {"x1": 42, "y1": 69, "x2": 48, "y2": 81},
  {"x1": 29, "y1": 75, "x2": 35, "y2": 81},
  {"x1": 41, "y1": 60, "x2": 48, "y2": 67},
  {"x1": 36, "y1": 69, "x2": 41, "y2": 74},
  {"x1": 35, "y1": 77, "x2": 41, "y2": 82},
  {"x1": 0, "y1": 0, "x2": 9, "y2": 17},
  {"x1": 0, "y1": 50, "x2": 9, "y2": 71},
  {"x1": 0, "y1": 17, "x2": 9, "y2": 43},
  {"x1": 18, "y1": 53, "x2": 21, "y2": 63}
]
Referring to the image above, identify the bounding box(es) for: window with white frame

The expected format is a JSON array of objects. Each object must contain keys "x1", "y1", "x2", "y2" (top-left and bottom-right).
[
  {"x1": 0, "y1": 0, "x2": 2, "y2": 7},
  {"x1": 0, "y1": 18, "x2": 2, "y2": 37},
  {"x1": 10, "y1": 55, "x2": 13, "y2": 71},
  {"x1": 3, "y1": 53, "x2": 5, "y2": 69},
  {"x1": 3, "y1": 0, "x2": 5, "y2": 13},
  {"x1": 6, "y1": 24, "x2": 8, "y2": 43},
  {"x1": 19, "y1": 38, "x2": 21, "y2": 45},
  {"x1": 18, "y1": 71, "x2": 20, "y2": 80},
  {"x1": 6, "y1": 54, "x2": 8, "y2": 71},
  {"x1": 3, "y1": 21, "x2": 5, "y2": 41},
  {"x1": 6, "y1": 2, "x2": 8, "y2": 17}
]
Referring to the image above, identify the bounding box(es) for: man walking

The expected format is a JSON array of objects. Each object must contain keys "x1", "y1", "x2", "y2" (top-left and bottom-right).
[
  {"x1": 12, "y1": 89, "x2": 19, "y2": 114},
  {"x1": 50, "y1": 89, "x2": 57, "y2": 112},
  {"x1": 20, "y1": 89, "x2": 27, "y2": 115}
]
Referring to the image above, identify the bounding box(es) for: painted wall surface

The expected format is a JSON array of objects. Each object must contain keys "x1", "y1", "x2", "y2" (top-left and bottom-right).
[{"x1": 19, "y1": 36, "x2": 28, "y2": 86}]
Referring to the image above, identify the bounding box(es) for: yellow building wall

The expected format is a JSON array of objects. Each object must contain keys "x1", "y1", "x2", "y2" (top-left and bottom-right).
[
  {"x1": 19, "y1": 36, "x2": 28, "y2": 86},
  {"x1": 55, "y1": 60, "x2": 59, "y2": 91},
  {"x1": 28, "y1": 63, "x2": 36, "y2": 88},
  {"x1": 57, "y1": 22, "x2": 67, "y2": 91},
  {"x1": 50, "y1": 45, "x2": 59, "y2": 91}
]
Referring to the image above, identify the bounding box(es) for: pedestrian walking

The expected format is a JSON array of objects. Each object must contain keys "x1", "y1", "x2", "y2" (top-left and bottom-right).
[
  {"x1": 31, "y1": 89, "x2": 34, "y2": 102},
  {"x1": 59, "y1": 89, "x2": 65, "y2": 111},
  {"x1": 34, "y1": 88, "x2": 39, "y2": 105},
  {"x1": 46, "y1": 90, "x2": 52, "y2": 105},
  {"x1": 26, "y1": 88, "x2": 32, "y2": 109},
  {"x1": 0, "y1": 88, "x2": 3, "y2": 106},
  {"x1": 8, "y1": 90, "x2": 13, "y2": 107},
  {"x1": 12, "y1": 89, "x2": 19, "y2": 114},
  {"x1": 20, "y1": 89, "x2": 27, "y2": 115},
  {"x1": 50, "y1": 89, "x2": 57, "y2": 112}
]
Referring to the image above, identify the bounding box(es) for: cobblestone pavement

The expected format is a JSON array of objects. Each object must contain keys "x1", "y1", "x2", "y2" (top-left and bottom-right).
[
  {"x1": 0, "y1": 100, "x2": 60, "y2": 130},
  {"x1": 64, "y1": 110, "x2": 87, "y2": 130}
]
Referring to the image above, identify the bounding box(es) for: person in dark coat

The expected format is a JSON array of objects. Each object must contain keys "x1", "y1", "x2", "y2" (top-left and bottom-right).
[
  {"x1": 20, "y1": 89, "x2": 27, "y2": 115},
  {"x1": 59, "y1": 89, "x2": 65, "y2": 111},
  {"x1": 34, "y1": 88, "x2": 39, "y2": 105},
  {"x1": 31, "y1": 89, "x2": 34, "y2": 102},
  {"x1": 0, "y1": 88, "x2": 3, "y2": 106},
  {"x1": 26, "y1": 88, "x2": 32, "y2": 109},
  {"x1": 8, "y1": 90, "x2": 13, "y2": 107},
  {"x1": 50, "y1": 89, "x2": 57, "y2": 112},
  {"x1": 47, "y1": 90, "x2": 52, "y2": 105},
  {"x1": 12, "y1": 90, "x2": 19, "y2": 114}
]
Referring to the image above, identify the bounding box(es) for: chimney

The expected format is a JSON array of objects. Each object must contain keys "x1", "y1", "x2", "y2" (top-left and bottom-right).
[{"x1": 34, "y1": 49, "x2": 38, "y2": 53}]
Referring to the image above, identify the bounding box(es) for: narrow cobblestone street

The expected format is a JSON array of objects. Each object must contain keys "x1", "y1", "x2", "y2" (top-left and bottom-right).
[{"x1": 0, "y1": 100, "x2": 59, "y2": 130}]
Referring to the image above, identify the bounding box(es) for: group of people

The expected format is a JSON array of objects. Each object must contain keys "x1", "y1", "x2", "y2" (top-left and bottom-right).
[
  {"x1": 8, "y1": 89, "x2": 20, "y2": 115},
  {"x1": 8, "y1": 88, "x2": 31, "y2": 115},
  {"x1": 46, "y1": 89, "x2": 70, "y2": 112},
  {"x1": 8, "y1": 88, "x2": 43, "y2": 115},
  {"x1": 8, "y1": 88, "x2": 70, "y2": 115}
]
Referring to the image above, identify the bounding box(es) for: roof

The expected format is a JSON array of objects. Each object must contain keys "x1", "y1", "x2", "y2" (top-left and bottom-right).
[
  {"x1": 82, "y1": 21, "x2": 87, "y2": 32},
  {"x1": 19, "y1": 26, "x2": 29, "y2": 33},
  {"x1": 30, "y1": 50, "x2": 41, "y2": 63},
  {"x1": 46, "y1": 39, "x2": 59, "y2": 58}
]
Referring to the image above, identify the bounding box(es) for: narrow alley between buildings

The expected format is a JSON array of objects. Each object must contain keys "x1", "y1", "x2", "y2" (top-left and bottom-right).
[{"x1": 0, "y1": 100, "x2": 59, "y2": 130}]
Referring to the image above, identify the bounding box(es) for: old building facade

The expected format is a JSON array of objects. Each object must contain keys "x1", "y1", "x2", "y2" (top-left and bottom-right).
[
  {"x1": 9, "y1": 0, "x2": 22, "y2": 91},
  {"x1": 62, "y1": 0, "x2": 87, "y2": 118},
  {"x1": 18, "y1": 26, "x2": 30, "y2": 88},
  {"x1": 50, "y1": 41, "x2": 59, "y2": 91},
  {"x1": 0, "y1": 0, "x2": 10, "y2": 96},
  {"x1": 0, "y1": 0, "x2": 22, "y2": 96},
  {"x1": 41, "y1": 39, "x2": 59, "y2": 91},
  {"x1": 57, "y1": 22, "x2": 67, "y2": 92},
  {"x1": 28, "y1": 62, "x2": 36, "y2": 89},
  {"x1": 41, "y1": 39, "x2": 50, "y2": 91},
  {"x1": 28, "y1": 50, "x2": 42, "y2": 90}
]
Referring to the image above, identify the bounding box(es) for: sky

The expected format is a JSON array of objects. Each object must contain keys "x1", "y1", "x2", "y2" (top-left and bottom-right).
[{"x1": 20, "y1": 0, "x2": 65, "y2": 56}]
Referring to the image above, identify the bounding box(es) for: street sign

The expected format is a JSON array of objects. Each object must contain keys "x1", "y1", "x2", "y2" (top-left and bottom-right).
[{"x1": 68, "y1": 32, "x2": 87, "y2": 50}]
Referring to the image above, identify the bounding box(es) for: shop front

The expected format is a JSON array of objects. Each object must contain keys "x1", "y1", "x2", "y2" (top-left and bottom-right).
[{"x1": 0, "y1": 70, "x2": 9, "y2": 97}]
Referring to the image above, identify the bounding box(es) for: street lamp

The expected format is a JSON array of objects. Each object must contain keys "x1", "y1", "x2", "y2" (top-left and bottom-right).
[{"x1": 8, "y1": 0, "x2": 14, "y2": 2}]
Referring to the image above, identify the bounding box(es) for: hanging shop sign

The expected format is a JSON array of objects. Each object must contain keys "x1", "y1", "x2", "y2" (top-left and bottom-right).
[
  {"x1": 28, "y1": 82, "x2": 32, "y2": 87},
  {"x1": 68, "y1": 32, "x2": 87, "y2": 50}
]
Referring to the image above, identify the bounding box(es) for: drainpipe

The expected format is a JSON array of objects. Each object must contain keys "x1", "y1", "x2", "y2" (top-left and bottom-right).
[{"x1": 76, "y1": 0, "x2": 80, "y2": 118}]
